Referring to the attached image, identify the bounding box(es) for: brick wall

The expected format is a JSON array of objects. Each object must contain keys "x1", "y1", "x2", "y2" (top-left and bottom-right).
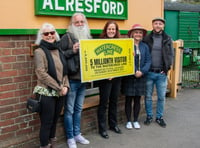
[
  {"x1": 0, "y1": 35, "x2": 148, "y2": 148},
  {"x1": 0, "y1": 35, "x2": 40, "y2": 148}
]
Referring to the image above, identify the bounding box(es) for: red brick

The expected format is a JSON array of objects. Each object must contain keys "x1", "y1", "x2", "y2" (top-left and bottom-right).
[
  {"x1": 15, "y1": 115, "x2": 32, "y2": 124},
  {"x1": 25, "y1": 41, "x2": 35, "y2": 47},
  {"x1": 0, "y1": 77, "x2": 13, "y2": 85},
  {"x1": 17, "y1": 69, "x2": 28, "y2": 76},
  {"x1": 19, "y1": 109, "x2": 29, "y2": 116},
  {"x1": 17, "y1": 82, "x2": 29, "y2": 89},
  {"x1": 3, "y1": 63, "x2": 12, "y2": 70},
  {"x1": 0, "y1": 36, "x2": 11, "y2": 41},
  {"x1": 0, "y1": 83, "x2": 17, "y2": 92},
  {"x1": 20, "y1": 96, "x2": 31, "y2": 102},
  {"x1": 17, "y1": 55, "x2": 26, "y2": 62},
  {"x1": 0, "y1": 49, "x2": 12, "y2": 56},
  {"x1": 14, "y1": 75, "x2": 31, "y2": 83},
  {"x1": 0, "y1": 111, "x2": 19, "y2": 120},
  {"x1": 11, "y1": 36, "x2": 29, "y2": 41},
  {"x1": 0, "y1": 70, "x2": 17, "y2": 77},
  {"x1": 0, "y1": 56, "x2": 16, "y2": 63},
  {"x1": 1, "y1": 124, "x2": 19, "y2": 133},
  {"x1": 0, "y1": 98, "x2": 19, "y2": 105},
  {"x1": 0, "y1": 105, "x2": 14, "y2": 113},
  {"x1": 0, "y1": 42, "x2": 15, "y2": 48},
  {"x1": 19, "y1": 122, "x2": 28, "y2": 128},
  {"x1": 0, "y1": 91, "x2": 15, "y2": 99},
  {"x1": 16, "y1": 127, "x2": 32, "y2": 136},
  {"x1": 13, "y1": 62, "x2": 31, "y2": 70},
  {"x1": 0, "y1": 64, "x2": 2, "y2": 72},
  {"x1": 15, "y1": 41, "x2": 25, "y2": 48},
  {"x1": 0, "y1": 119, "x2": 14, "y2": 127},
  {"x1": 14, "y1": 102, "x2": 26, "y2": 110},
  {"x1": 12, "y1": 48, "x2": 29, "y2": 55},
  {"x1": 29, "y1": 118, "x2": 40, "y2": 126},
  {"x1": 29, "y1": 35, "x2": 36, "y2": 40},
  {"x1": 15, "y1": 89, "x2": 30, "y2": 97},
  {"x1": 0, "y1": 132, "x2": 15, "y2": 141}
]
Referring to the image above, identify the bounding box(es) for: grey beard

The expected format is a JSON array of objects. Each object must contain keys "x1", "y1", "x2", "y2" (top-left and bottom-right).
[{"x1": 69, "y1": 25, "x2": 91, "y2": 40}]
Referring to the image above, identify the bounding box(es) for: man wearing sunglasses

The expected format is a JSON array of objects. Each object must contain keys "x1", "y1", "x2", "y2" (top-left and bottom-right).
[{"x1": 60, "y1": 13, "x2": 92, "y2": 148}]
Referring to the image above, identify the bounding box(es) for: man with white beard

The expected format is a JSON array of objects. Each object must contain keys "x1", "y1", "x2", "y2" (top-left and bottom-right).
[{"x1": 60, "y1": 13, "x2": 92, "y2": 148}]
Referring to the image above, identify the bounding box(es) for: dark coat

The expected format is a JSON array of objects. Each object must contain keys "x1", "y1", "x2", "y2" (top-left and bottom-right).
[
  {"x1": 122, "y1": 41, "x2": 151, "y2": 96},
  {"x1": 60, "y1": 32, "x2": 81, "y2": 80},
  {"x1": 143, "y1": 31, "x2": 174, "y2": 74}
]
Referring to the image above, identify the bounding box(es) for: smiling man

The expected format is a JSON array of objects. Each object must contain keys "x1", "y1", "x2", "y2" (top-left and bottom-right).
[{"x1": 143, "y1": 17, "x2": 174, "y2": 128}]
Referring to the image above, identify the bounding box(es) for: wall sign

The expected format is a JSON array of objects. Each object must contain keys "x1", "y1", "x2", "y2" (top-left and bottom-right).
[{"x1": 35, "y1": 0, "x2": 128, "y2": 20}]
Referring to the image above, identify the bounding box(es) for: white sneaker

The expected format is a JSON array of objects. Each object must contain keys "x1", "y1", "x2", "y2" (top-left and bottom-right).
[
  {"x1": 74, "y1": 134, "x2": 90, "y2": 144},
  {"x1": 67, "y1": 138, "x2": 77, "y2": 148},
  {"x1": 126, "y1": 122, "x2": 133, "y2": 129},
  {"x1": 133, "y1": 121, "x2": 141, "y2": 129}
]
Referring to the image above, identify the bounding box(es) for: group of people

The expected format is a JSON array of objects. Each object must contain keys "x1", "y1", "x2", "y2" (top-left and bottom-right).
[{"x1": 33, "y1": 12, "x2": 174, "y2": 148}]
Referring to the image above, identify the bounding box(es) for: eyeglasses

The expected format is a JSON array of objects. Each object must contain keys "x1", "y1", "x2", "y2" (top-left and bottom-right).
[{"x1": 42, "y1": 31, "x2": 55, "y2": 36}]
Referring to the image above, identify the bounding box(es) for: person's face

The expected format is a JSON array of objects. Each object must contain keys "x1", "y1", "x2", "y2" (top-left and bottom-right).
[
  {"x1": 131, "y1": 30, "x2": 143, "y2": 42},
  {"x1": 42, "y1": 27, "x2": 56, "y2": 43},
  {"x1": 73, "y1": 15, "x2": 85, "y2": 27},
  {"x1": 106, "y1": 23, "x2": 117, "y2": 38},
  {"x1": 152, "y1": 20, "x2": 164, "y2": 33}
]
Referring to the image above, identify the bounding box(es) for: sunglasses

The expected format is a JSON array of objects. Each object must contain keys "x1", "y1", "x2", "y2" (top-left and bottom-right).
[{"x1": 42, "y1": 31, "x2": 55, "y2": 36}]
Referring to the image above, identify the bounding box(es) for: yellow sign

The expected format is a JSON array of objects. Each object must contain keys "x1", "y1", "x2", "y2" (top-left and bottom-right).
[{"x1": 79, "y1": 39, "x2": 134, "y2": 82}]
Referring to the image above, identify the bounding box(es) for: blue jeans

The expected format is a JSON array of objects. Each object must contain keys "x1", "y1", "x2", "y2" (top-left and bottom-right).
[
  {"x1": 64, "y1": 80, "x2": 86, "y2": 139},
  {"x1": 145, "y1": 72, "x2": 167, "y2": 119}
]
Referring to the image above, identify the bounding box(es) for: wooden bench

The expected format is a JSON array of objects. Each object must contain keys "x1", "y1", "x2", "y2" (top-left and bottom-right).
[{"x1": 83, "y1": 95, "x2": 100, "y2": 109}]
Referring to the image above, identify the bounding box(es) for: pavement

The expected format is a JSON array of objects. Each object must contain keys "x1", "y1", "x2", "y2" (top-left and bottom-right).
[{"x1": 58, "y1": 88, "x2": 200, "y2": 148}]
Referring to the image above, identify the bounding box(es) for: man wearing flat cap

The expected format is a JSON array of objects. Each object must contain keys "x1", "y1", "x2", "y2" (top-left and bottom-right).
[{"x1": 143, "y1": 17, "x2": 174, "y2": 128}]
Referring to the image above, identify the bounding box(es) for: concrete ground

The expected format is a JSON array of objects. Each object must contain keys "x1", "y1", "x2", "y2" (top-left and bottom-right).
[{"x1": 58, "y1": 88, "x2": 200, "y2": 148}]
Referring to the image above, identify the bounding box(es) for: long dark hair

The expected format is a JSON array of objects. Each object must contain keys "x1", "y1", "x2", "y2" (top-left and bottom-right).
[{"x1": 100, "y1": 21, "x2": 121, "y2": 39}]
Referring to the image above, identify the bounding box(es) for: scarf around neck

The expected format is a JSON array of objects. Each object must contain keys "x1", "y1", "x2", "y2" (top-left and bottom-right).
[{"x1": 39, "y1": 40, "x2": 67, "y2": 88}]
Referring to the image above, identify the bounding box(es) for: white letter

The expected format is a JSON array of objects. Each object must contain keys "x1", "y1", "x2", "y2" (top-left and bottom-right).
[
  {"x1": 66, "y1": 0, "x2": 74, "y2": 11},
  {"x1": 117, "y1": 2, "x2": 124, "y2": 15},
  {"x1": 42, "y1": 0, "x2": 53, "y2": 9},
  {"x1": 85, "y1": 0, "x2": 93, "y2": 13},
  {"x1": 110, "y1": 2, "x2": 116, "y2": 14},
  {"x1": 94, "y1": 0, "x2": 101, "y2": 13},
  {"x1": 55, "y1": 0, "x2": 64, "y2": 10},
  {"x1": 102, "y1": 1, "x2": 109, "y2": 14},
  {"x1": 75, "y1": 0, "x2": 84, "y2": 12}
]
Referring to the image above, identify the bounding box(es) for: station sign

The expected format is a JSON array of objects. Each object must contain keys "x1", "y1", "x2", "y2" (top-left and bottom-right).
[{"x1": 35, "y1": 0, "x2": 128, "y2": 20}]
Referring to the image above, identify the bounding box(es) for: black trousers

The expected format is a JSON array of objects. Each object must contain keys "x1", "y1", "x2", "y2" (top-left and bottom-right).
[
  {"x1": 97, "y1": 78, "x2": 121, "y2": 132},
  {"x1": 39, "y1": 95, "x2": 64, "y2": 146},
  {"x1": 125, "y1": 96, "x2": 141, "y2": 122}
]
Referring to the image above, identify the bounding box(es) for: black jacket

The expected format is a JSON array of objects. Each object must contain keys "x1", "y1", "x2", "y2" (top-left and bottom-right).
[{"x1": 143, "y1": 31, "x2": 174, "y2": 74}]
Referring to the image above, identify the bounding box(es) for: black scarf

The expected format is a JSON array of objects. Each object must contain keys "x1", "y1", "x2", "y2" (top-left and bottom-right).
[{"x1": 39, "y1": 40, "x2": 67, "y2": 88}]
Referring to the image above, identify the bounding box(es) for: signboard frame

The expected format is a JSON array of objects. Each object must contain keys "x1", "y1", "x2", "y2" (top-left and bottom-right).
[{"x1": 35, "y1": 0, "x2": 128, "y2": 20}]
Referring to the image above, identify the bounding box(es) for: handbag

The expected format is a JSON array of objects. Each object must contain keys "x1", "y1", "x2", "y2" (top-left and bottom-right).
[{"x1": 27, "y1": 95, "x2": 41, "y2": 113}]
